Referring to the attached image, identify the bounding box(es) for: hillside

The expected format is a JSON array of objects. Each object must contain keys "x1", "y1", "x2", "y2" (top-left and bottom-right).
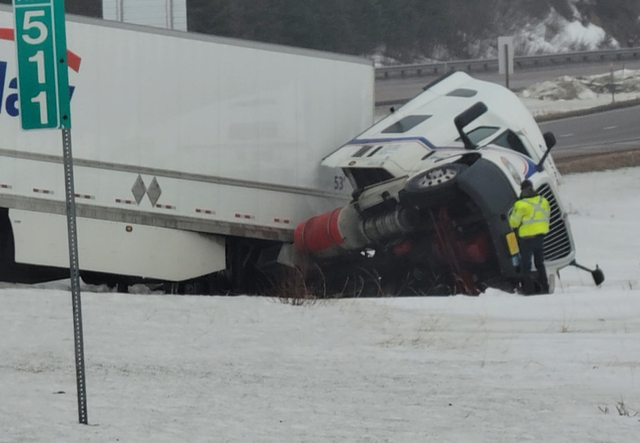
[
  {"x1": 185, "y1": 0, "x2": 640, "y2": 63},
  {"x1": 0, "y1": 0, "x2": 637, "y2": 63},
  {"x1": 0, "y1": 0, "x2": 102, "y2": 18}
]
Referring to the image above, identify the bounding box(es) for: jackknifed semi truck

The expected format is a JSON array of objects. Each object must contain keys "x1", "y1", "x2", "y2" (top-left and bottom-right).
[{"x1": 0, "y1": 6, "x2": 601, "y2": 295}]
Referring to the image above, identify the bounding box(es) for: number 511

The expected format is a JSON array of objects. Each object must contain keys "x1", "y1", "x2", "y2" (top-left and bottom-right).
[{"x1": 22, "y1": 9, "x2": 51, "y2": 125}]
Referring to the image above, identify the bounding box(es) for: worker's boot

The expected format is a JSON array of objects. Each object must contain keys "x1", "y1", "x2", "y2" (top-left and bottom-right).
[
  {"x1": 521, "y1": 275, "x2": 537, "y2": 295},
  {"x1": 538, "y1": 271, "x2": 550, "y2": 294}
]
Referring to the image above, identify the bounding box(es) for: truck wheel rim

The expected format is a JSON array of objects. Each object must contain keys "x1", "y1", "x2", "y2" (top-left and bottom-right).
[{"x1": 417, "y1": 168, "x2": 457, "y2": 188}]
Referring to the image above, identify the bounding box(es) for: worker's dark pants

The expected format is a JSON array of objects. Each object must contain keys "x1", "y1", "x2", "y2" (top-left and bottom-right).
[{"x1": 519, "y1": 234, "x2": 549, "y2": 294}]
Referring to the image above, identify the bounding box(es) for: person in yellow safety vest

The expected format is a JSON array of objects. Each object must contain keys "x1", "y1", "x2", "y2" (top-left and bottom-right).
[{"x1": 509, "y1": 179, "x2": 551, "y2": 294}]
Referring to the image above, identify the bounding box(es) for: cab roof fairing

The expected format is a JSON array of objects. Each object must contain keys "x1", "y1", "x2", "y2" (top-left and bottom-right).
[
  {"x1": 362, "y1": 72, "x2": 546, "y2": 150},
  {"x1": 323, "y1": 71, "x2": 558, "y2": 185}
]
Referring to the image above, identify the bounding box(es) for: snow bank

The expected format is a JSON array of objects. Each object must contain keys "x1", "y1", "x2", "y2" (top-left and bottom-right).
[
  {"x1": 516, "y1": 11, "x2": 616, "y2": 55},
  {"x1": 519, "y1": 69, "x2": 640, "y2": 116},
  {"x1": 0, "y1": 168, "x2": 639, "y2": 442}
]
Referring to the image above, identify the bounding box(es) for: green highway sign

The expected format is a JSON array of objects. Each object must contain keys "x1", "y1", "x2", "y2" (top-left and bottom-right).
[
  {"x1": 13, "y1": 1, "x2": 86, "y2": 425},
  {"x1": 13, "y1": 0, "x2": 71, "y2": 129}
]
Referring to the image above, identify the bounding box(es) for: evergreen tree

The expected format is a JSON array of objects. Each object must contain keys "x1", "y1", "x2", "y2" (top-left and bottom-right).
[
  {"x1": 0, "y1": 0, "x2": 102, "y2": 17},
  {"x1": 187, "y1": 0, "x2": 234, "y2": 37},
  {"x1": 593, "y1": 0, "x2": 640, "y2": 47}
]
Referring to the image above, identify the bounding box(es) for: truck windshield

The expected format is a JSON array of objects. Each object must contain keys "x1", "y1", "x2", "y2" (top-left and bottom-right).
[
  {"x1": 490, "y1": 130, "x2": 529, "y2": 156},
  {"x1": 464, "y1": 126, "x2": 499, "y2": 144}
]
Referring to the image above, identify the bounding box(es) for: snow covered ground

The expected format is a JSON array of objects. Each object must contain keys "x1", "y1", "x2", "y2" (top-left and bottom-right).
[
  {"x1": 1, "y1": 165, "x2": 639, "y2": 441},
  {"x1": 520, "y1": 69, "x2": 640, "y2": 117}
]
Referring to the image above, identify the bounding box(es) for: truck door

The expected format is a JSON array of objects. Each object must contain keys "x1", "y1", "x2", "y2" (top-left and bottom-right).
[
  {"x1": 462, "y1": 126, "x2": 530, "y2": 158},
  {"x1": 489, "y1": 129, "x2": 532, "y2": 157}
]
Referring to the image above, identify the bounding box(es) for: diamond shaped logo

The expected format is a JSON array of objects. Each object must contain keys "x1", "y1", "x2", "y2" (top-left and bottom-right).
[
  {"x1": 131, "y1": 175, "x2": 147, "y2": 205},
  {"x1": 146, "y1": 177, "x2": 162, "y2": 207}
]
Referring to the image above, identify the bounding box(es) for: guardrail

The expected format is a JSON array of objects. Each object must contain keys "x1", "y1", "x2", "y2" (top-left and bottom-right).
[{"x1": 375, "y1": 47, "x2": 640, "y2": 80}]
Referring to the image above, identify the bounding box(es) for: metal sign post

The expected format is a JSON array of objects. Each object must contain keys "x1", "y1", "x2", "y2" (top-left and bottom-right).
[
  {"x1": 13, "y1": 0, "x2": 87, "y2": 425},
  {"x1": 504, "y1": 44, "x2": 510, "y2": 89},
  {"x1": 610, "y1": 63, "x2": 616, "y2": 104},
  {"x1": 61, "y1": 127, "x2": 87, "y2": 425},
  {"x1": 498, "y1": 36, "x2": 514, "y2": 90}
]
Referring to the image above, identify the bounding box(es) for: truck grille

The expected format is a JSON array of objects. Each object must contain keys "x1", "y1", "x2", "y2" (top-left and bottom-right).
[{"x1": 538, "y1": 184, "x2": 572, "y2": 261}]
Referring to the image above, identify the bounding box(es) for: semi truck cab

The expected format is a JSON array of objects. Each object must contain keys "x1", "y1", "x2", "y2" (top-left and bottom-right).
[{"x1": 293, "y1": 72, "x2": 575, "y2": 295}]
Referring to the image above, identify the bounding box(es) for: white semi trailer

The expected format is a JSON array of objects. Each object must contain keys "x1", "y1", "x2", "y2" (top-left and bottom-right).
[{"x1": 0, "y1": 5, "x2": 373, "y2": 293}]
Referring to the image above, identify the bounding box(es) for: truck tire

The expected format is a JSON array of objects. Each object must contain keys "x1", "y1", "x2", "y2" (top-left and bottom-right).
[{"x1": 401, "y1": 163, "x2": 468, "y2": 207}]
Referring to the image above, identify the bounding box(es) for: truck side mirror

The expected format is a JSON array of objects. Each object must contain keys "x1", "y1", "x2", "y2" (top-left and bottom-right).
[
  {"x1": 454, "y1": 102, "x2": 488, "y2": 150},
  {"x1": 543, "y1": 131, "x2": 556, "y2": 149},
  {"x1": 536, "y1": 131, "x2": 556, "y2": 171}
]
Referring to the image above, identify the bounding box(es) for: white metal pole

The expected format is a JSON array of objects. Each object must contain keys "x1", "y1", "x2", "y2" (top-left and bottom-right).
[
  {"x1": 166, "y1": 0, "x2": 174, "y2": 29},
  {"x1": 116, "y1": 0, "x2": 124, "y2": 22}
]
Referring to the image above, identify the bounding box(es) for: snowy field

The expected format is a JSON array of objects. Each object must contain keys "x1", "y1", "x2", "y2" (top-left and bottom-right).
[
  {"x1": 520, "y1": 69, "x2": 640, "y2": 117},
  {"x1": 1, "y1": 166, "x2": 639, "y2": 442}
]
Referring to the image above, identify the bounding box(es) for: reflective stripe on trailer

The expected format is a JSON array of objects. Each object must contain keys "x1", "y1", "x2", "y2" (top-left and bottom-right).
[
  {"x1": 156, "y1": 204, "x2": 176, "y2": 210},
  {"x1": 33, "y1": 188, "x2": 54, "y2": 194},
  {"x1": 115, "y1": 198, "x2": 135, "y2": 205},
  {"x1": 235, "y1": 213, "x2": 255, "y2": 220},
  {"x1": 196, "y1": 208, "x2": 215, "y2": 215}
]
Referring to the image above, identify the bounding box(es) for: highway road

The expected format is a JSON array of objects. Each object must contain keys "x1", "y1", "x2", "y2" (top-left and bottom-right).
[
  {"x1": 539, "y1": 105, "x2": 640, "y2": 157},
  {"x1": 375, "y1": 60, "x2": 640, "y2": 104}
]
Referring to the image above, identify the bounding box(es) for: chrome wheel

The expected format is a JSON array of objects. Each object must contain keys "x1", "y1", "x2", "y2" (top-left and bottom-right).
[{"x1": 416, "y1": 167, "x2": 458, "y2": 188}]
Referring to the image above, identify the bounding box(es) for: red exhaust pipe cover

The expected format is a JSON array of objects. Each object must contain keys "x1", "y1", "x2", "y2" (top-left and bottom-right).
[{"x1": 294, "y1": 208, "x2": 344, "y2": 254}]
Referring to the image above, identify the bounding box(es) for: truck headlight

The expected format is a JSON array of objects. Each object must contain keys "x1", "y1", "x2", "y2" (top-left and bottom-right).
[{"x1": 501, "y1": 157, "x2": 522, "y2": 185}]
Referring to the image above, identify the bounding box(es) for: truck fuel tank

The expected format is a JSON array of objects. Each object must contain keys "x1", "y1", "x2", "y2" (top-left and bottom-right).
[{"x1": 293, "y1": 204, "x2": 418, "y2": 259}]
